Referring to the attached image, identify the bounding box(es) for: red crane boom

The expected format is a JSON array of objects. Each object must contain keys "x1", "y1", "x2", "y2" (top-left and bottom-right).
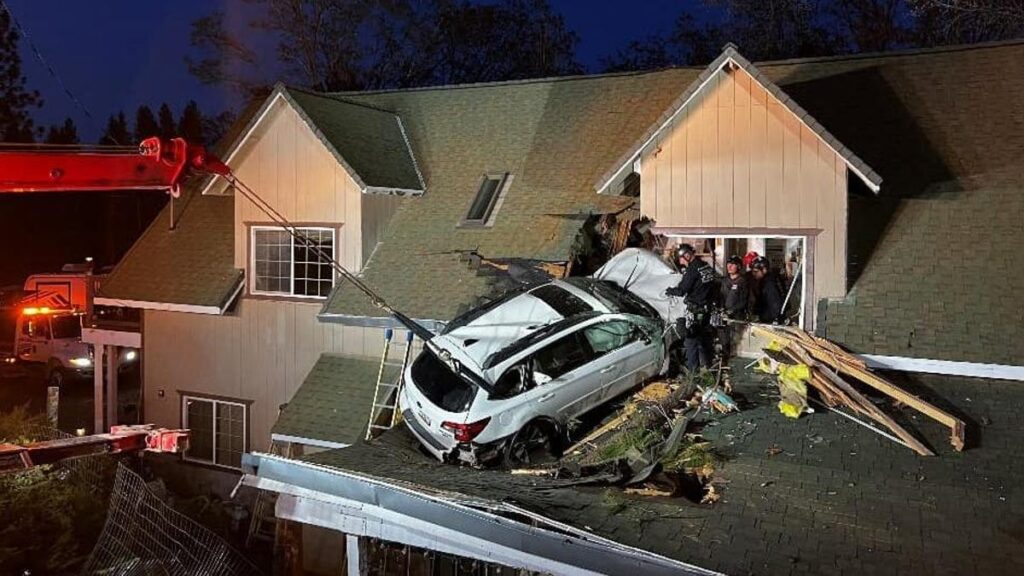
[{"x1": 0, "y1": 136, "x2": 231, "y2": 196}]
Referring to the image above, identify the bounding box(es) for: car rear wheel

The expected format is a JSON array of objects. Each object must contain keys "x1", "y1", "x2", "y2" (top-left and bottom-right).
[{"x1": 504, "y1": 421, "x2": 560, "y2": 468}]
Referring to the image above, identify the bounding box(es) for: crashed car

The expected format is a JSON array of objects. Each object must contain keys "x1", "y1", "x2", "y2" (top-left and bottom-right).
[{"x1": 399, "y1": 248, "x2": 684, "y2": 465}]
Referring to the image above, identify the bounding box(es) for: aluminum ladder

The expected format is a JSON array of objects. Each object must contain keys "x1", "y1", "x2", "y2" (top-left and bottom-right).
[
  {"x1": 365, "y1": 328, "x2": 415, "y2": 440},
  {"x1": 245, "y1": 439, "x2": 291, "y2": 547}
]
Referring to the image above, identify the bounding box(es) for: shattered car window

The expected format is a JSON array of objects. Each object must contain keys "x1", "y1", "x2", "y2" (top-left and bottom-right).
[
  {"x1": 411, "y1": 348, "x2": 477, "y2": 412},
  {"x1": 529, "y1": 284, "x2": 593, "y2": 318},
  {"x1": 491, "y1": 362, "x2": 536, "y2": 399},
  {"x1": 582, "y1": 320, "x2": 636, "y2": 356},
  {"x1": 532, "y1": 332, "x2": 594, "y2": 380}
]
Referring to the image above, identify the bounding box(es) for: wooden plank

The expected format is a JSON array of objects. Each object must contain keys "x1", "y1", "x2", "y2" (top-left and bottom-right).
[
  {"x1": 764, "y1": 101, "x2": 785, "y2": 226},
  {"x1": 718, "y1": 105, "x2": 735, "y2": 226},
  {"x1": 733, "y1": 96, "x2": 750, "y2": 228},
  {"x1": 799, "y1": 125, "x2": 818, "y2": 228},
  {"x1": 748, "y1": 102, "x2": 767, "y2": 227},
  {"x1": 654, "y1": 133, "x2": 673, "y2": 225},
  {"x1": 639, "y1": 155, "x2": 654, "y2": 219},
  {"x1": 701, "y1": 92, "x2": 719, "y2": 225},
  {"x1": 685, "y1": 98, "x2": 703, "y2": 226},
  {"x1": 734, "y1": 68, "x2": 751, "y2": 108},
  {"x1": 669, "y1": 108, "x2": 688, "y2": 226},
  {"x1": 754, "y1": 325, "x2": 966, "y2": 451},
  {"x1": 816, "y1": 143, "x2": 839, "y2": 298},
  {"x1": 719, "y1": 67, "x2": 735, "y2": 108},
  {"x1": 781, "y1": 109, "x2": 801, "y2": 228},
  {"x1": 835, "y1": 153, "x2": 849, "y2": 294}
]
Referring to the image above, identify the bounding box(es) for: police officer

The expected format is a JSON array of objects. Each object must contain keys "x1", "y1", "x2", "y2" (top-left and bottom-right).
[
  {"x1": 750, "y1": 256, "x2": 786, "y2": 323},
  {"x1": 666, "y1": 243, "x2": 718, "y2": 372}
]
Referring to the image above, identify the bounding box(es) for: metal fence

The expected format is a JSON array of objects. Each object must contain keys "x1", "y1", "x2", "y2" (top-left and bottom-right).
[{"x1": 81, "y1": 463, "x2": 261, "y2": 576}]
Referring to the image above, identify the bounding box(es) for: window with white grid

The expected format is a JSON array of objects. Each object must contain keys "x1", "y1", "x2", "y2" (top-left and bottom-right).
[
  {"x1": 181, "y1": 395, "x2": 247, "y2": 469},
  {"x1": 251, "y1": 226, "x2": 336, "y2": 298}
]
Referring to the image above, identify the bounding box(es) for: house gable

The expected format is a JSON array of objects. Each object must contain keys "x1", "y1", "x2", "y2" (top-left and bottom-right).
[{"x1": 595, "y1": 45, "x2": 882, "y2": 197}]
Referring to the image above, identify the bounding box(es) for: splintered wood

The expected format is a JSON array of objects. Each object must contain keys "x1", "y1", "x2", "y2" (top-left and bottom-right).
[{"x1": 753, "y1": 325, "x2": 966, "y2": 455}]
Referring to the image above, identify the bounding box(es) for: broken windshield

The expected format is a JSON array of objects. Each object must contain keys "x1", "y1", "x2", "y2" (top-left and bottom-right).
[{"x1": 565, "y1": 278, "x2": 658, "y2": 319}]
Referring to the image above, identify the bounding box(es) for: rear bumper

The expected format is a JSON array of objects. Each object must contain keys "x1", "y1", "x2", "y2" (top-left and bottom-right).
[{"x1": 401, "y1": 409, "x2": 502, "y2": 466}]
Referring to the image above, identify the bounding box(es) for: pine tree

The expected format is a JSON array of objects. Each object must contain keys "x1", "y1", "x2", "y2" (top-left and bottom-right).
[
  {"x1": 44, "y1": 118, "x2": 79, "y2": 145},
  {"x1": 134, "y1": 105, "x2": 159, "y2": 143},
  {"x1": 0, "y1": 7, "x2": 42, "y2": 142},
  {"x1": 99, "y1": 112, "x2": 130, "y2": 146},
  {"x1": 177, "y1": 100, "x2": 204, "y2": 144},
  {"x1": 157, "y1": 103, "x2": 176, "y2": 139}
]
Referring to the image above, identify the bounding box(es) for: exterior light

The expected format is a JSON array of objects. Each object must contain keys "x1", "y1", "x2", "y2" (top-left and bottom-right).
[{"x1": 69, "y1": 357, "x2": 92, "y2": 368}]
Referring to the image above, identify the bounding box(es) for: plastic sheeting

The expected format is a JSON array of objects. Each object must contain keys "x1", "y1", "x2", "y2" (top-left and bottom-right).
[{"x1": 592, "y1": 248, "x2": 686, "y2": 324}]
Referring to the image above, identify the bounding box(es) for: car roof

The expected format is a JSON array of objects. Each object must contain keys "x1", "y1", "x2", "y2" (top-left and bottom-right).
[{"x1": 431, "y1": 281, "x2": 606, "y2": 372}]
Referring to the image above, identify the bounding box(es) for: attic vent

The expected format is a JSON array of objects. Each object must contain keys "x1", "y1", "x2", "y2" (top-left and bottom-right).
[{"x1": 463, "y1": 173, "x2": 509, "y2": 225}]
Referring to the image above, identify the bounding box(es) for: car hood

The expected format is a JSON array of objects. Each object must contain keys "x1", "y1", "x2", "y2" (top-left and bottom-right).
[{"x1": 592, "y1": 248, "x2": 686, "y2": 323}]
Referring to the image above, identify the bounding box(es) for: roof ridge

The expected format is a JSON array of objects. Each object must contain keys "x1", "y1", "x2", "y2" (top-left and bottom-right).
[
  {"x1": 283, "y1": 84, "x2": 400, "y2": 116},
  {"x1": 753, "y1": 37, "x2": 1024, "y2": 68},
  {"x1": 314, "y1": 38, "x2": 1024, "y2": 98},
  {"x1": 323, "y1": 66, "x2": 702, "y2": 97}
]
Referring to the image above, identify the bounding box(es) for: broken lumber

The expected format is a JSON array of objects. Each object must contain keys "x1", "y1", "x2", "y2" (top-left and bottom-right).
[{"x1": 753, "y1": 324, "x2": 966, "y2": 452}]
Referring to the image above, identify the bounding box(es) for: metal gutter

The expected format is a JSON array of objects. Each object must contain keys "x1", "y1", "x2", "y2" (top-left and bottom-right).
[{"x1": 242, "y1": 453, "x2": 720, "y2": 576}]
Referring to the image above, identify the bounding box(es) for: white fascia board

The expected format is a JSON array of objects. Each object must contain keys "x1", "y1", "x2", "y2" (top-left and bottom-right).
[
  {"x1": 275, "y1": 491, "x2": 602, "y2": 576},
  {"x1": 200, "y1": 90, "x2": 287, "y2": 196},
  {"x1": 269, "y1": 434, "x2": 349, "y2": 450},
  {"x1": 362, "y1": 186, "x2": 424, "y2": 196},
  {"x1": 860, "y1": 355, "x2": 1024, "y2": 382},
  {"x1": 80, "y1": 328, "x2": 141, "y2": 348},
  {"x1": 243, "y1": 454, "x2": 718, "y2": 576},
  {"x1": 93, "y1": 297, "x2": 222, "y2": 315}
]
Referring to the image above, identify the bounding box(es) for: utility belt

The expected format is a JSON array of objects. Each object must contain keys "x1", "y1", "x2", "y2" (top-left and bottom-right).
[{"x1": 679, "y1": 303, "x2": 725, "y2": 332}]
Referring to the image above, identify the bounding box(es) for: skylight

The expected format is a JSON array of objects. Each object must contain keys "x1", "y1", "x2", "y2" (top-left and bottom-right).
[{"x1": 464, "y1": 173, "x2": 508, "y2": 224}]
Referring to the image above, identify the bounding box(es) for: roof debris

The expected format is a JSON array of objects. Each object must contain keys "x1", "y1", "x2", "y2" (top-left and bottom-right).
[{"x1": 751, "y1": 324, "x2": 968, "y2": 455}]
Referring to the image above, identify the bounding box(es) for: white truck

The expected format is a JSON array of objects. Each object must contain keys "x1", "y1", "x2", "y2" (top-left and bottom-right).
[{"x1": 14, "y1": 270, "x2": 136, "y2": 386}]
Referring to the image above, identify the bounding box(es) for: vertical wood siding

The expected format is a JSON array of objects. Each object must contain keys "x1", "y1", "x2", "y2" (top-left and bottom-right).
[
  {"x1": 640, "y1": 67, "x2": 848, "y2": 301},
  {"x1": 143, "y1": 102, "x2": 397, "y2": 451}
]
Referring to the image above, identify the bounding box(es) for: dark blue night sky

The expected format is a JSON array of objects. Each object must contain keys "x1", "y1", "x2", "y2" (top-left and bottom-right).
[{"x1": 6, "y1": 0, "x2": 708, "y2": 140}]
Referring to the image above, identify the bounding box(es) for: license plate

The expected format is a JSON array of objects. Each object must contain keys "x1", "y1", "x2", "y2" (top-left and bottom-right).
[{"x1": 417, "y1": 410, "x2": 431, "y2": 427}]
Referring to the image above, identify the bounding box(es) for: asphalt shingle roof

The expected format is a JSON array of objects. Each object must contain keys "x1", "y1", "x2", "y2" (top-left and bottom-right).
[
  {"x1": 97, "y1": 189, "x2": 242, "y2": 309},
  {"x1": 272, "y1": 354, "x2": 401, "y2": 446},
  {"x1": 285, "y1": 87, "x2": 424, "y2": 192},
  {"x1": 321, "y1": 68, "x2": 701, "y2": 321}
]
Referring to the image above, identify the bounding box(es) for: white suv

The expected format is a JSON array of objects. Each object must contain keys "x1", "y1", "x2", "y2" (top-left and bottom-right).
[{"x1": 400, "y1": 258, "x2": 680, "y2": 466}]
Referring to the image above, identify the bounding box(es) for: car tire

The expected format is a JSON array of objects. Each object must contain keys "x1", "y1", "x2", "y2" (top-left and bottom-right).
[
  {"x1": 504, "y1": 420, "x2": 561, "y2": 468},
  {"x1": 48, "y1": 366, "x2": 65, "y2": 387}
]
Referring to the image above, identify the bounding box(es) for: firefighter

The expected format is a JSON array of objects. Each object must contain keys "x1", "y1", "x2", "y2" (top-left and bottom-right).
[
  {"x1": 666, "y1": 243, "x2": 718, "y2": 372},
  {"x1": 750, "y1": 256, "x2": 786, "y2": 323},
  {"x1": 722, "y1": 255, "x2": 749, "y2": 319}
]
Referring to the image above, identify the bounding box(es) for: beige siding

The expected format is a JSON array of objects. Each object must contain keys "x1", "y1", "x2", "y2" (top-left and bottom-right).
[
  {"x1": 143, "y1": 307, "x2": 389, "y2": 453},
  {"x1": 142, "y1": 101, "x2": 403, "y2": 452},
  {"x1": 640, "y1": 67, "x2": 850, "y2": 302}
]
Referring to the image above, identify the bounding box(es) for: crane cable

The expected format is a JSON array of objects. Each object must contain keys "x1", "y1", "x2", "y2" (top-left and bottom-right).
[{"x1": 222, "y1": 173, "x2": 434, "y2": 340}]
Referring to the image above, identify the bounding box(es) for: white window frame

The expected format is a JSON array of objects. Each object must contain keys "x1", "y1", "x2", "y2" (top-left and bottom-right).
[
  {"x1": 250, "y1": 225, "x2": 337, "y2": 299},
  {"x1": 181, "y1": 395, "x2": 249, "y2": 470}
]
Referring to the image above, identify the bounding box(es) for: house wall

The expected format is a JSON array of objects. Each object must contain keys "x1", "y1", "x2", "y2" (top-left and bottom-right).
[
  {"x1": 142, "y1": 100, "x2": 397, "y2": 453},
  {"x1": 639, "y1": 67, "x2": 849, "y2": 304}
]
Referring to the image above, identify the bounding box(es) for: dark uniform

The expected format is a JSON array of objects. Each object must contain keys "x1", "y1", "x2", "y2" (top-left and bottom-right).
[
  {"x1": 667, "y1": 258, "x2": 718, "y2": 372},
  {"x1": 722, "y1": 274, "x2": 749, "y2": 319},
  {"x1": 756, "y1": 270, "x2": 786, "y2": 323}
]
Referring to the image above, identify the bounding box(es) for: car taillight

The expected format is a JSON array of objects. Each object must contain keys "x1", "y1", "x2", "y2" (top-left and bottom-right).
[{"x1": 442, "y1": 418, "x2": 490, "y2": 443}]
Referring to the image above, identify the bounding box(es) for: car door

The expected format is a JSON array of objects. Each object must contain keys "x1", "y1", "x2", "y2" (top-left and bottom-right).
[
  {"x1": 528, "y1": 329, "x2": 607, "y2": 421},
  {"x1": 581, "y1": 319, "x2": 658, "y2": 401}
]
